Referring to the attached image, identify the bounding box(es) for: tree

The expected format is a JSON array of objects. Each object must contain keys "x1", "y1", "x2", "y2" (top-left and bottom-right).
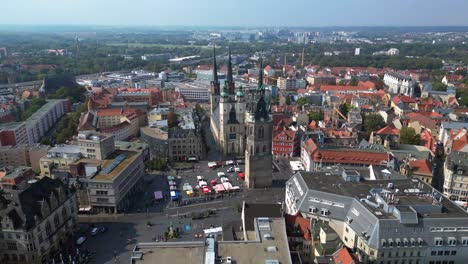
[
  {"x1": 296, "y1": 97, "x2": 308, "y2": 108},
  {"x1": 363, "y1": 113, "x2": 385, "y2": 133},
  {"x1": 167, "y1": 112, "x2": 179, "y2": 128},
  {"x1": 338, "y1": 80, "x2": 346, "y2": 85},
  {"x1": 308, "y1": 112, "x2": 320, "y2": 122},
  {"x1": 340, "y1": 103, "x2": 353, "y2": 117},
  {"x1": 349, "y1": 78, "x2": 359, "y2": 86},
  {"x1": 400, "y1": 127, "x2": 421, "y2": 145},
  {"x1": 432, "y1": 82, "x2": 447, "y2": 92},
  {"x1": 285, "y1": 96, "x2": 291, "y2": 106}
]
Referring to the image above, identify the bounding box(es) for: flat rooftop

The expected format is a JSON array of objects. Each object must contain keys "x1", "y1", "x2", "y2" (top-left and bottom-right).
[
  {"x1": 217, "y1": 218, "x2": 291, "y2": 264},
  {"x1": 0, "y1": 122, "x2": 24, "y2": 130},
  {"x1": 132, "y1": 242, "x2": 205, "y2": 264},
  {"x1": 93, "y1": 151, "x2": 138, "y2": 181},
  {"x1": 298, "y1": 172, "x2": 468, "y2": 219}
]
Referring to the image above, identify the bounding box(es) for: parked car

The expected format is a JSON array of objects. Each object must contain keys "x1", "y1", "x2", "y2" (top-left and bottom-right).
[
  {"x1": 76, "y1": 237, "x2": 86, "y2": 245},
  {"x1": 217, "y1": 172, "x2": 226, "y2": 178},
  {"x1": 234, "y1": 167, "x2": 241, "y2": 172},
  {"x1": 201, "y1": 185, "x2": 212, "y2": 194},
  {"x1": 226, "y1": 167, "x2": 234, "y2": 173},
  {"x1": 226, "y1": 160, "x2": 235, "y2": 166},
  {"x1": 226, "y1": 256, "x2": 232, "y2": 264},
  {"x1": 169, "y1": 185, "x2": 178, "y2": 191},
  {"x1": 221, "y1": 177, "x2": 230, "y2": 183},
  {"x1": 210, "y1": 179, "x2": 218, "y2": 185},
  {"x1": 197, "y1": 175, "x2": 204, "y2": 181},
  {"x1": 167, "y1": 175, "x2": 175, "y2": 181},
  {"x1": 208, "y1": 162, "x2": 217, "y2": 169},
  {"x1": 168, "y1": 180, "x2": 177, "y2": 186},
  {"x1": 90, "y1": 227, "x2": 99, "y2": 236}
]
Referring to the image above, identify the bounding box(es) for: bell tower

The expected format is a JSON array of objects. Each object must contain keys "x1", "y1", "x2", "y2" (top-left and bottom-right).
[
  {"x1": 245, "y1": 60, "x2": 273, "y2": 188},
  {"x1": 210, "y1": 47, "x2": 220, "y2": 115}
]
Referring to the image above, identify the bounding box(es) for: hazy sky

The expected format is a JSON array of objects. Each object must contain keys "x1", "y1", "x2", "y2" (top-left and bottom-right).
[{"x1": 2, "y1": 0, "x2": 468, "y2": 27}]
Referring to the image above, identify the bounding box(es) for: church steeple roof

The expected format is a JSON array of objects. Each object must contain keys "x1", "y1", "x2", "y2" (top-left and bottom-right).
[
  {"x1": 254, "y1": 59, "x2": 270, "y2": 121},
  {"x1": 258, "y1": 59, "x2": 264, "y2": 88},
  {"x1": 212, "y1": 47, "x2": 219, "y2": 84},
  {"x1": 227, "y1": 47, "x2": 233, "y2": 83}
]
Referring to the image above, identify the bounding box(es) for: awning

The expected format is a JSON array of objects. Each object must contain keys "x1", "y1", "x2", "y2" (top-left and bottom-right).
[
  {"x1": 154, "y1": 191, "x2": 163, "y2": 200},
  {"x1": 79, "y1": 206, "x2": 91, "y2": 212}
]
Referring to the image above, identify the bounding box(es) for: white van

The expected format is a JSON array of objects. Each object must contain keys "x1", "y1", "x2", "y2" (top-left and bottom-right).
[{"x1": 208, "y1": 162, "x2": 217, "y2": 169}]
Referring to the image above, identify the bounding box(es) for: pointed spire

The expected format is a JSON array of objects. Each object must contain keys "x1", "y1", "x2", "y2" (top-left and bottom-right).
[
  {"x1": 212, "y1": 46, "x2": 219, "y2": 84},
  {"x1": 258, "y1": 59, "x2": 264, "y2": 89},
  {"x1": 227, "y1": 47, "x2": 233, "y2": 83}
]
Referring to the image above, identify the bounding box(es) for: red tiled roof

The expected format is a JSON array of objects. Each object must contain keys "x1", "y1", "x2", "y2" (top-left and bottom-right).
[
  {"x1": 406, "y1": 112, "x2": 437, "y2": 130},
  {"x1": 332, "y1": 246, "x2": 355, "y2": 264},
  {"x1": 304, "y1": 138, "x2": 318, "y2": 154},
  {"x1": 285, "y1": 214, "x2": 311, "y2": 241},
  {"x1": 376, "y1": 125, "x2": 400, "y2": 135},
  {"x1": 312, "y1": 149, "x2": 389, "y2": 166},
  {"x1": 393, "y1": 95, "x2": 416, "y2": 104},
  {"x1": 409, "y1": 159, "x2": 432, "y2": 175},
  {"x1": 320, "y1": 85, "x2": 370, "y2": 92},
  {"x1": 357, "y1": 80, "x2": 375, "y2": 90},
  {"x1": 96, "y1": 108, "x2": 143, "y2": 118}
]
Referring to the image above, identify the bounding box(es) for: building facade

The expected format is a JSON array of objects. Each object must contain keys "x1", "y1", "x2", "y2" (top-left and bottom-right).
[
  {"x1": 0, "y1": 177, "x2": 78, "y2": 264},
  {"x1": 383, "y1": 72, "x2": 415, "y2": 97},
  {"x1": 25, "y1": 100, "x2": 69, "y2": 144},
  {"x1": 286, "y1": 171, "x2": 468, "y2": 264},
  {"x1": 0, "y1": 122, "x2": 29, "y2": 146},
  {"x1": 444, "y1": 151, "x2": 468, "y2": 202}
]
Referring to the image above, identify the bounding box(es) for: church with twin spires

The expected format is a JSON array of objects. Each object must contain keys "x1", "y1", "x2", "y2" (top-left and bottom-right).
[{"x1": 209, "y1": 47, "x2": 272, "y2": 188}]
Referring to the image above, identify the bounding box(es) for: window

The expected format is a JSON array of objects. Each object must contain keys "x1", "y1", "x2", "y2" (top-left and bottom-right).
[
  {"x1": 448, "y1": 238, "x2": 457, "y2": 246},
  {"x1": 451, "y1": 250, "x2": 456, "y2": 255},
  {"x1": 444, "y1": 251, "x2": 450, "y2": 256},
  {"x1": 259, "y1": 126, "x2": 265, "y2": 139},
  {"x1": 435, "y1": 238, "x2": 443, "y2": 246},
  {"x1": 437, "y1": 251, "x2": 443, "y2": 256},
  {"x1": 431, "y1": 251, "x2": 436, "y2": 256},
  {"x1": 7, "y1": 242, "x2": 17, "y2": 250}
]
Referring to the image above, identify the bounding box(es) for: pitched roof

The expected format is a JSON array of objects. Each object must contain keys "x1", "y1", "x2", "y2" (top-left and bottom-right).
[
  {"x1": 332, "y1": 246, "x2": 356, "y2": 264},
  {"x1": 393, "y1": 95, "x2": 416, "y2": 104},
  {"x1": 320, "y1": 85, "x2": 370, "y2": 92},
  {"x1": 285, "y1": 213, "x2": 311, "y2": 241},
  {"x1": 312, "y1": 149, "x2": 389, "y2": 166},
  {"x1": 376, "y1": 125, "x2": 400, "y2": 135},
  {"x1": 409, "y1": 159, "x2": 432, "y2": 175},
  {"x1": 406, "y1": 112, "x2": 437, "y2": 130}
]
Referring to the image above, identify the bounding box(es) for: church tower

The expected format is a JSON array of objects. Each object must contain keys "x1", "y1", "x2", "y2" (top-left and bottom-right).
[
  {"x1": 245, "y1": 60, "x2": 273, "y2": 188},
  {"x1": 225, "y1": 47, "x2": 235, "y2": 95},
  {"x1": 210, "y1": 47, "x2": 220, "y2": 116}
]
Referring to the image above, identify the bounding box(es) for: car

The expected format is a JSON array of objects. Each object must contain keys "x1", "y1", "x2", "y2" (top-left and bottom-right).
[
  {"x1": 210, "y1": 179, "x2": 218, "y2": 185},
  {"x1": 221, "y1": 177, "x2": 230, "y2": 183},
  {"x1": 169, "y1": 185, "x2": 178, "y2": 191},
  {"x1": 226, "y1": 167, "x2": 234, "y2": 173},
  {"x1": 167, "y1": 175, "x2": 175, "y2": 181},
  {"x1": 208, "y1": 162, "x2": 217, "y2": 169},
  {"x1": 76, "y1": 236, "x2": 86, "y2": 245},
  {"x1": 234, "y1": 167, "x2": 241, "y2": 172},
  {"x1": 217, "y1": 172, "x2": 226, "y2": 178},
  {"x1": 197, "y1": 175, "x2": 204, "y2": 181},
  {"x1": 201, "y1": 185, "x2": 212, "y2": 194},
  {"x1": 226, "y1": 256, "x2": 232, "y2": 264},
  {"x1": 168, "y1": 180, "x2": 177, "y2": 186},
  {"x1": 198, "y1": 180, "x2": 208, "y2": 187},
  {"x1": 226, "y1": 160, "x2": 235, "y2": 166},
  {"x1": 90, "y1": 227, "x2": 99, "y2": 236}
]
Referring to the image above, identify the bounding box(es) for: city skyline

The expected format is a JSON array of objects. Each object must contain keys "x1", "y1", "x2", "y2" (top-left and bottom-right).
[{"x1": 1, "y1": 0, "x2": 468, "y2": 27}]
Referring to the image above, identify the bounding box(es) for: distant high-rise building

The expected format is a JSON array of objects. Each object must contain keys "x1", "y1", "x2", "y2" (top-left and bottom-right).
[{"x1": 355, "y1": 48, "x2": 361, "y2": 56}]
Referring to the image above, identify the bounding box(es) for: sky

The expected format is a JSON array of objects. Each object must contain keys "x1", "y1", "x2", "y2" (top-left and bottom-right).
[{"x1": 1, "y1": 0, "x2": 468, "y2": 27}]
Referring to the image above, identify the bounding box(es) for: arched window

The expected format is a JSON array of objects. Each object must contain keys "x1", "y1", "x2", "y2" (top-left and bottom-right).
[
  {"x1": 259, "y1": 126, "x2": 265, "y2": 139},
  {"x1": 250, "y1": 126, "x2": 253, "y2": 136},
  {"x1": 263, "y1": 145, "x2": 267, "y2": 153},
  {"x1": 231, "y1": 143, "x2": 235, "y2": 153}
]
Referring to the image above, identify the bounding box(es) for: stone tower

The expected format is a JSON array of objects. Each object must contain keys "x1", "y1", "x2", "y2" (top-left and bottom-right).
[
  {"x1": 245, "y1": 60, "x2": 273, "y2": 188},
  {"x1": 209, "y1": 47, "x2": 220, "y2": 115}
]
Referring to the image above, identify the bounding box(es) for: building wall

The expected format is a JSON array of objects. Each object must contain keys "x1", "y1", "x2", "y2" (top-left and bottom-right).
[
  {"x1": 0, "y1": 146, "x2": 28, "y2": 168},
  {"x1": 0, "y1": 188, "x2": 78, "y2": 264}
]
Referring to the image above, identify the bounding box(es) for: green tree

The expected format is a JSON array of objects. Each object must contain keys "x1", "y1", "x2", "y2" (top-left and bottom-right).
[
  {"x1": 167, "y1": 112, "x2": 179, "y2": 128},
  {"x1": 340, "y1": 103, "x2": 353, "y2": 117},
  {"x1": 432, "y1": 82, "x2": 447, "y2": 91},
  {"x1": 296, "y1": 97, "x2": 308, "y2": 108},
  {"x1": 400, "y1": 127, "x2": 421, "y2": 145},
  {"x1": 338, "y1": 80, "x2": 346, "y2": 85},
  {"x1": 285, "y1": 96, "x2": 291, "y2": 106},
  {"x1": 363, "y1": 114, "x2": 385, "y2": 133},
  {"x1": 349, "y1": 78, "x2": 359, "y2": 86},
  {"x1": 308, "y1": 112, "x2": 320, "y2": 122}
]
